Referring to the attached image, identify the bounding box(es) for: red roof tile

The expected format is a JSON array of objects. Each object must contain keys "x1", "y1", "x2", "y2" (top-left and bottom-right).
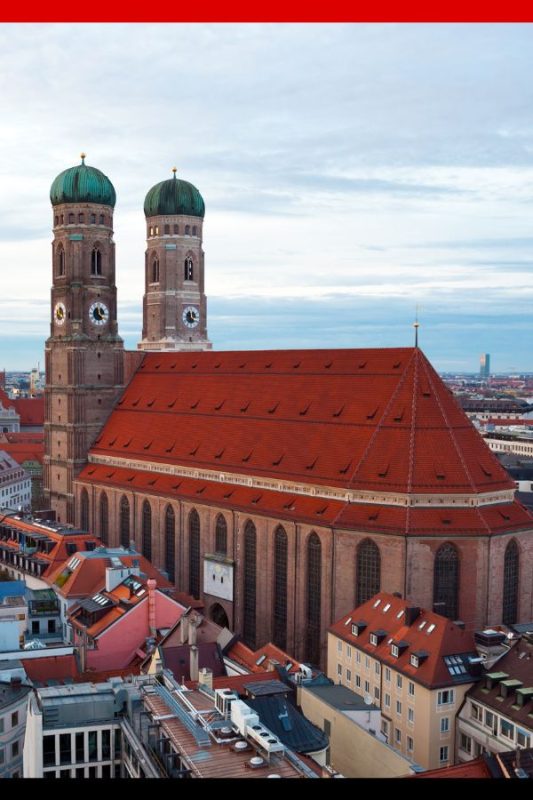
[
  {"x1": 21, "y1": 654, "x2": 78, "y2": 683},
  {"x1": 410, "y1": 757, "x2": 492, "y2": 778},
  {"x1": 87, "y1": 348, "x2": 515, "y2": 497},
  {"x1": 329, "y1": 592, "x2": 478, "y2": 689},
  {"x1": 13, "y1": 397, "x2": 44, "y2": 426}
]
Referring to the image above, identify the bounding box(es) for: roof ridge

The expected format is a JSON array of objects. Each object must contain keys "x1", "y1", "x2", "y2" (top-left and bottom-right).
[
  {"x1": 406, "y1": 350, "x2": 420, "y2": 494},
  {"x1": 345, "y1": 349, "x2": 418, "y2": 490},
  {"x1": 421, "y1": 354, "x2": 477, "y2": 495}
]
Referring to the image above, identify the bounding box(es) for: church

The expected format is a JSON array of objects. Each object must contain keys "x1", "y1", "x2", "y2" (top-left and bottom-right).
[{"x1": 43, "y1": 156, "x2": 533, "y2": 666}]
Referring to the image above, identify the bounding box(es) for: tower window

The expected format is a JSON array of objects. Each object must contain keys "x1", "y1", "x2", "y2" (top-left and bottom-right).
[
  {"x1": 174, "y1": 224, "x2": 179, "y2": 234},
  {"x1": 57, "y1": 247, "x2": 65, "y2": 277},
  {"x1": 185, "y1": 225, "x2": 190, "y2": 235},
  {"x1": 60, "y1": 214, "x2": 64, "y2": 224},
  {"x1": 99, "y1": 214, "x2": 105, "y2": 225},
  {"x1": 155, "y1": 226, "x2": 159, "y2": 235},
  {"x1": 164, "y1": 224, "x2": 170, "y2": 235},
  {"x1": 91, "y1": 248, "x2": 102, "y2": 275},
  {"x1": 184, "y1": 257, "x2": 194, "y2": 281},
  {"x1": 151, "y1": 258, "x2": 160, "y2": 283},
  {"x1": 78, "y1": 213, "x2": 84, "y2": 224},
  {"x1": 68, "y1": 213, "x2": 74, "y2": 224},
  {"x1": 54, "y1": 215, "x2": 59, "y2": 226},
  {"x1": 193, "y1": 226, "x2": 197, "y2": 236},
  {"x1": 149, "y1": 227, "x2": 154, "y2": 236},
  {"x1": 90, "y1": 213, "x2": 96, "y2": 224}
]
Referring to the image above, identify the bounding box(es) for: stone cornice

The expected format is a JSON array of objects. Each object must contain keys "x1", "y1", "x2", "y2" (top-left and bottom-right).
[{"x1": 87, "y1": 453, "x2": 515, "y2": 508}]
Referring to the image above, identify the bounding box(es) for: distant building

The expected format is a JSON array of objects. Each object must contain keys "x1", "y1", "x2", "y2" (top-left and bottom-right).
[
  {"x1": 328, "y1": 592, "x2": 481, "y2": 770},
  {"x1": 0, "y1": 451, "x2": 31, "y2": 512},
  {"x1": 0, "y1": 668, "x2": 31, "y2": 779},
  {"x1": 480, "y1": 354, "x2": 491, "y2": 379}
]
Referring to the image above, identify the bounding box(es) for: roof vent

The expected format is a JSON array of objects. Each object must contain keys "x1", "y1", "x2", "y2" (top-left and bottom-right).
[
  {"x1": 234, "y1": 740, "x2": 248, "y2": 751},
  {"x1": 248, "y1": 756, "x2": 265, "y2": 769}
]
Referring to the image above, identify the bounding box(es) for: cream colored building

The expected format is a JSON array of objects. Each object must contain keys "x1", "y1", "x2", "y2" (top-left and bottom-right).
[
  {"x1": 328, "y1": 592, "x2": 480, "y2": 771},
  {"x1": 299, "y1": 682, "x2": 417, "y2": 777}
]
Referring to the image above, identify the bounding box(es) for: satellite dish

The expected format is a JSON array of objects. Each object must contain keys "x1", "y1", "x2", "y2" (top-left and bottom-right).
[{"x1": 364, "y1": 694, "x2": 372, "y2": 705}]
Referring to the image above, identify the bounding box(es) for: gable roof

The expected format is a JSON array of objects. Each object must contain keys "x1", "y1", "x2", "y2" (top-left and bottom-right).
[
  {"x1": 329, "y1": 591, "x2": 480, "y2": 690},
  {"x1": 86, "y1": 348, "x2": 515, "y2": 498}
]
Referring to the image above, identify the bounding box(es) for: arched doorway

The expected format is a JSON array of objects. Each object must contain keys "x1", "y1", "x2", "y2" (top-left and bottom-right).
[{"x1": 209, "y1": 602, "x2": 229, "y2": 629}]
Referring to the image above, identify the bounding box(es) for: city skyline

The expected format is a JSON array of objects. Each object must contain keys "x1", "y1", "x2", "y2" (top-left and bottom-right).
[{"x1": 1, "y1": 23, "x2": 533, "y2": 369}]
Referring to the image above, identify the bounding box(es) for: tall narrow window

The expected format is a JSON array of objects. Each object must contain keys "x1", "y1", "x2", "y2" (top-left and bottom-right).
[
  {"x1": 99, "y1": 214, "x2": 105, "y2": 225},
  {"x1": 57, "y1": 246, "x2": 65, "y2": 277},
  {"x1": 184, "y1": 257, "x2": 194, "y2": 281},
  {"x1": 185, "y1": 225, "x2": 190, "y2": 235},
  {"x1": 189, "y1": 510, "x2": 201, "y2": 598},
  {"x1": 142, "y1": 501, "x2": 152, "y2": 561},
  {"x1": 99, "y1": 492, "x2": 108, "y2": 545},
  {"x1": 356, "y1": 539, "x2": 381, "y2": 606},
  {"x1": 78, "y1": 213, "x2": 84, "y2": 224},
  {"x1": 273, "y1": 525, "x2": 288, "y2": 650},
  {"x1": 91, "y1": 248, "x2": 102, "y2": 275},
  {"x1": 68, "y1": 213, "x2": 74, "y2": 224},
  {"x1": 80, "y1": 489, "x2": 89, "y2": 531},
  {"x1": 151, "y1": 257, "x2": 160, "y2": 283},
  {"x1": 306, "y1": 532, "x2": 322, "y2": 664},
  {"x1": 165, "y1": 505, "x2": 176, "y2": 583},
  {"x1": 120, "y1": 495, "x2": 130, "y2": 548},
  {"x1": 433, "y1": 543, "x2": 459, "y2": 620},
  {"x1": 502, "y1": 540, "x2": 519, "y2": 625},
  {"x1": 243, "y1": 521, "x2": 257, "y2": 649},
  {"x1": 215, "y1": 514, "x2": 227, "y2": 555},
  {"x1": 192, "y1": 226, "x2": 197, "y2": 236}
]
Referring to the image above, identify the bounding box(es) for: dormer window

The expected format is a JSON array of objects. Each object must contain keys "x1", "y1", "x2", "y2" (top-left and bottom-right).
[
  {"x1": 370, "y1": 629, "x2": 387, "y2": 646},
  {"x1": 391, "y1": 644, "x2": 399, "y2": 657},
  {"x1": 351, "y1": 620, "x2": 367, "y2": 637},
  {"x1": 410, "y1": 654, "x2": 419, "y2": 668}
]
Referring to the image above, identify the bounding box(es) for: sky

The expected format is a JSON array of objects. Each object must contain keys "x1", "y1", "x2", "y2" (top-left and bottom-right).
[{"x1": 1, "y1": 23, "x2": 533, "y2": 372}]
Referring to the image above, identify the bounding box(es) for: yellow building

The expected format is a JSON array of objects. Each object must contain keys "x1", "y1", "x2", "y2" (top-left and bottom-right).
[{"x1": 328, "y1": 592, "x2": 480, "y2": 770}]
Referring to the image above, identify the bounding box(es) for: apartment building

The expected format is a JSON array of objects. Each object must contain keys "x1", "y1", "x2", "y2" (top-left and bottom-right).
[{"x1": 328, "y1": 592, "x2": 481, "y2": 770}]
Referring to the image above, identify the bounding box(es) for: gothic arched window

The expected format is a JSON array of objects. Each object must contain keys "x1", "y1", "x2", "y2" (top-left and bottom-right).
[
  {"x1": 99, "y1": 214, "x2": 105, "y2": 225},
  {"x1": 78, "y1": 213, "x2": 84, "y2": 224},
  {"x1": 192, "y1": 226, "x2": 197, "y2": 236},
  {"x1": 119, "y1": 495, "x2": 130, "y2": 548},
  {"x1": 142, "y1": 501, "x2": 152, "y2": 561},
  {"x1": 243, "y1": 520, "x2": 257, "y2": 649},
  {"x1": 356, "y1": 539, "x2": 381, "y2": 606},
  {"x1": 273, "y1": 525, "x2": 288, "y2": 650},
  {"x1": 99, "y1": 492, "x2": 108, "y2": 545},
  {"x1": 57, "y1": 246, "x2": 65, "y2": 277},
  {"x1": 189, "y1": 510, "x2": 201, "y2": 598},
  {"x1": 80, "y1": 489, "x2": 89, "y2": 531},
  {"x1": 306, "y1": 532, "x2": 322, "y2": 664},
  {"x1": 91, "y1": 248, "x2": 102, "y2": 276},
  {"x1": 165, "y1": 505, "x2": 176, "y2": 583},
  {"x1": 68, "y1": 213, "x2": 74, "y2": 224},
  {"x1": 151, "y1": 257, "x2": 159, "y2": 283},
  {"x1": 502, "y1": 540, "x2": 519, "y2": 625},
  {"x1": 433, "y1": 543, "x2": 459, "y2": 620},
  {"x1": 185, "y1": 225, "x2": 190, "y2": 235},
  {"x1": 184, "y1": 257, "x2": 194, "y2": 281},
  {"x1": 215, "y1": 514, "x2": 227, "y2": 555}
]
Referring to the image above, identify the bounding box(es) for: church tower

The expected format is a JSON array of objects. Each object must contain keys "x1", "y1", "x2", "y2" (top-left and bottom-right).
[
  {"x1": 138, "y1": 169, "x2": 212, "y2": 351},
  {"x1": 44, "y1": 155, "x2": 124, "y2": 524}
]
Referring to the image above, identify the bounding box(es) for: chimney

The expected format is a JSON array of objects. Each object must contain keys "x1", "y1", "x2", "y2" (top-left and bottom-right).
[
  {"x1": 198, "y1": 667, "x2": 213, "y2": 691},
  {"x1": 190, "y1": 645, "x2": 199, "y2": 682},
  {"x1": 404, "y1": 607, "x2": 421, "y2": 626},
  {"x1": 147, "y1": 579, "x2": 157, "y2": 636},
  {"x1": 188, "y1": 614, "x2": 200, "y2": 646},
  {"x1": 180, "y1": 614, "x2": 189, "y2": 644}
]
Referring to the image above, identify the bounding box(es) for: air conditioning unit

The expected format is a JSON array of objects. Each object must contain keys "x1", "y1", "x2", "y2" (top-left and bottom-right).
[{"x1": 214, "y1": 688, "x2": 239, "y2": 718}]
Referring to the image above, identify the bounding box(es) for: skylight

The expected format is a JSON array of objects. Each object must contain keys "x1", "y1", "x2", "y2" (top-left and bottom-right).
[
  {"x1": 427, "y1": 624, "x2": 436, "y2": 634},
  {"x1": 383, "y1": 603, "x2": 391, "y2": 612},
  {"x1": 396, "y1": 610, "x2": 405, "y2": 619},
  {"x1": 344, "y1": 617, "x2": 352, "y2": 626},
  {"x1": 418, "y1": 621, "x2": 426, "y2": 630},
  {"x1": 373, "y1": 599, "x2": 381, "y2": 608},
  {"x1": 68, "y1": 557, "x2": 80, "y2": 570}
]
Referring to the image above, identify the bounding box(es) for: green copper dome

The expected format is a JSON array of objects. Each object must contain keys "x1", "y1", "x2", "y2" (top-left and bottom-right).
[
  {"x1": 144, "y1": 171, "x2": 205, "y2": 218},
  {"x1": 50, "y1": 155, "x2": 116, "y2": 208}
]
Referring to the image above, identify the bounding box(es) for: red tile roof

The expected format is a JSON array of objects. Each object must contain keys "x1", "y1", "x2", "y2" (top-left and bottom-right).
[
  {"x1": 86, "y1": 348, "x2": 515, "y2": 497},
  {"x1": 77, "y1": 463, "x2": 531, "y2": 537},
  {"x1": 227, "y1": 640, "x2": 298, "y2": 673},
  {"x1": 409, "y1": 757, "x2": 492, "y2": 778},
  {"x1": 14, "y1": 397, "x2": 44, "y2": 426},
  {"x1": 0, "y1": 442, "x2": 44, "y2": 465},
  {"x1": 329, "y1": 591, "x2": 478, "y2": 689},
  {"x1": 21, "y1": 654, "x2": 79, "y2": 683},
  {"x1": 47, "y1": 549, "x2": 171, "y2": 599}
]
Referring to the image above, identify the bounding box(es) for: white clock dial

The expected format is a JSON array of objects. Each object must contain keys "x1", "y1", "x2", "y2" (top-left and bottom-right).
[
  {"x1": 89, "y1": 301, "x2": 109, "y2": 326},
  {"x1": 54, "y1": 302, "x2": 66, "y2": 325},
  {"x1": 182, "y1": 305, "x2": 200, "y2": 328}
]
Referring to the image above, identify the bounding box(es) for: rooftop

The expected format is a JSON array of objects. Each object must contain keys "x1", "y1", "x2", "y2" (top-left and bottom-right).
[{"x1": 305, "y1": 682, "x2": 380, "y2": 712}]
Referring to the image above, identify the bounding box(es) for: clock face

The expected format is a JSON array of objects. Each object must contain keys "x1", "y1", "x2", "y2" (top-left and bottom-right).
[
  {"x1": 182, "y1": 305, "x2": 200, "y2": 328},
  {"x1": 54, "y1": 302, "x2": 66, "y2": 325},
  {"x1": 89, "y1": 301, "x2": 109, "y2": 326}
]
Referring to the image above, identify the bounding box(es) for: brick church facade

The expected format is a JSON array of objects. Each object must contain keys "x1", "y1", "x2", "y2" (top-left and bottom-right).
[{"x1": 44, "y1": 156, "x2": 533, "y2": 667}]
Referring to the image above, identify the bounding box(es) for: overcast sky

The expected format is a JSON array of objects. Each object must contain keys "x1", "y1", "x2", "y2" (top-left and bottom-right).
[{"x1": 1, "y1": 23, "x2": 533, "y2": 372}]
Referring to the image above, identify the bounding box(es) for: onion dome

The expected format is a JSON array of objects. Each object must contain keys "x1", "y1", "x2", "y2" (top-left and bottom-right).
[
  {"x1": 144, "y1": 168, "x2": 205, "y2": 218},
  {"x1": 50, "y1": 154, "x2": 116, "y2": 208}
]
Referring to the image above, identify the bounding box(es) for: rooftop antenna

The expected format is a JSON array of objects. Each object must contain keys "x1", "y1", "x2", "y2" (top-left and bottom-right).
[{"x1": 413, "y1": 305, "x2": 420, "y2": 348}]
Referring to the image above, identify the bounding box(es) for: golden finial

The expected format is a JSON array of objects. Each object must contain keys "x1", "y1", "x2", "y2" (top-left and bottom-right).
[
  {"x1": 172, "y1": 166, "x2": 177, "y2": 176},
  {"x1": 80, "y1": 152, "x2": 86, "y2": 164}
]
